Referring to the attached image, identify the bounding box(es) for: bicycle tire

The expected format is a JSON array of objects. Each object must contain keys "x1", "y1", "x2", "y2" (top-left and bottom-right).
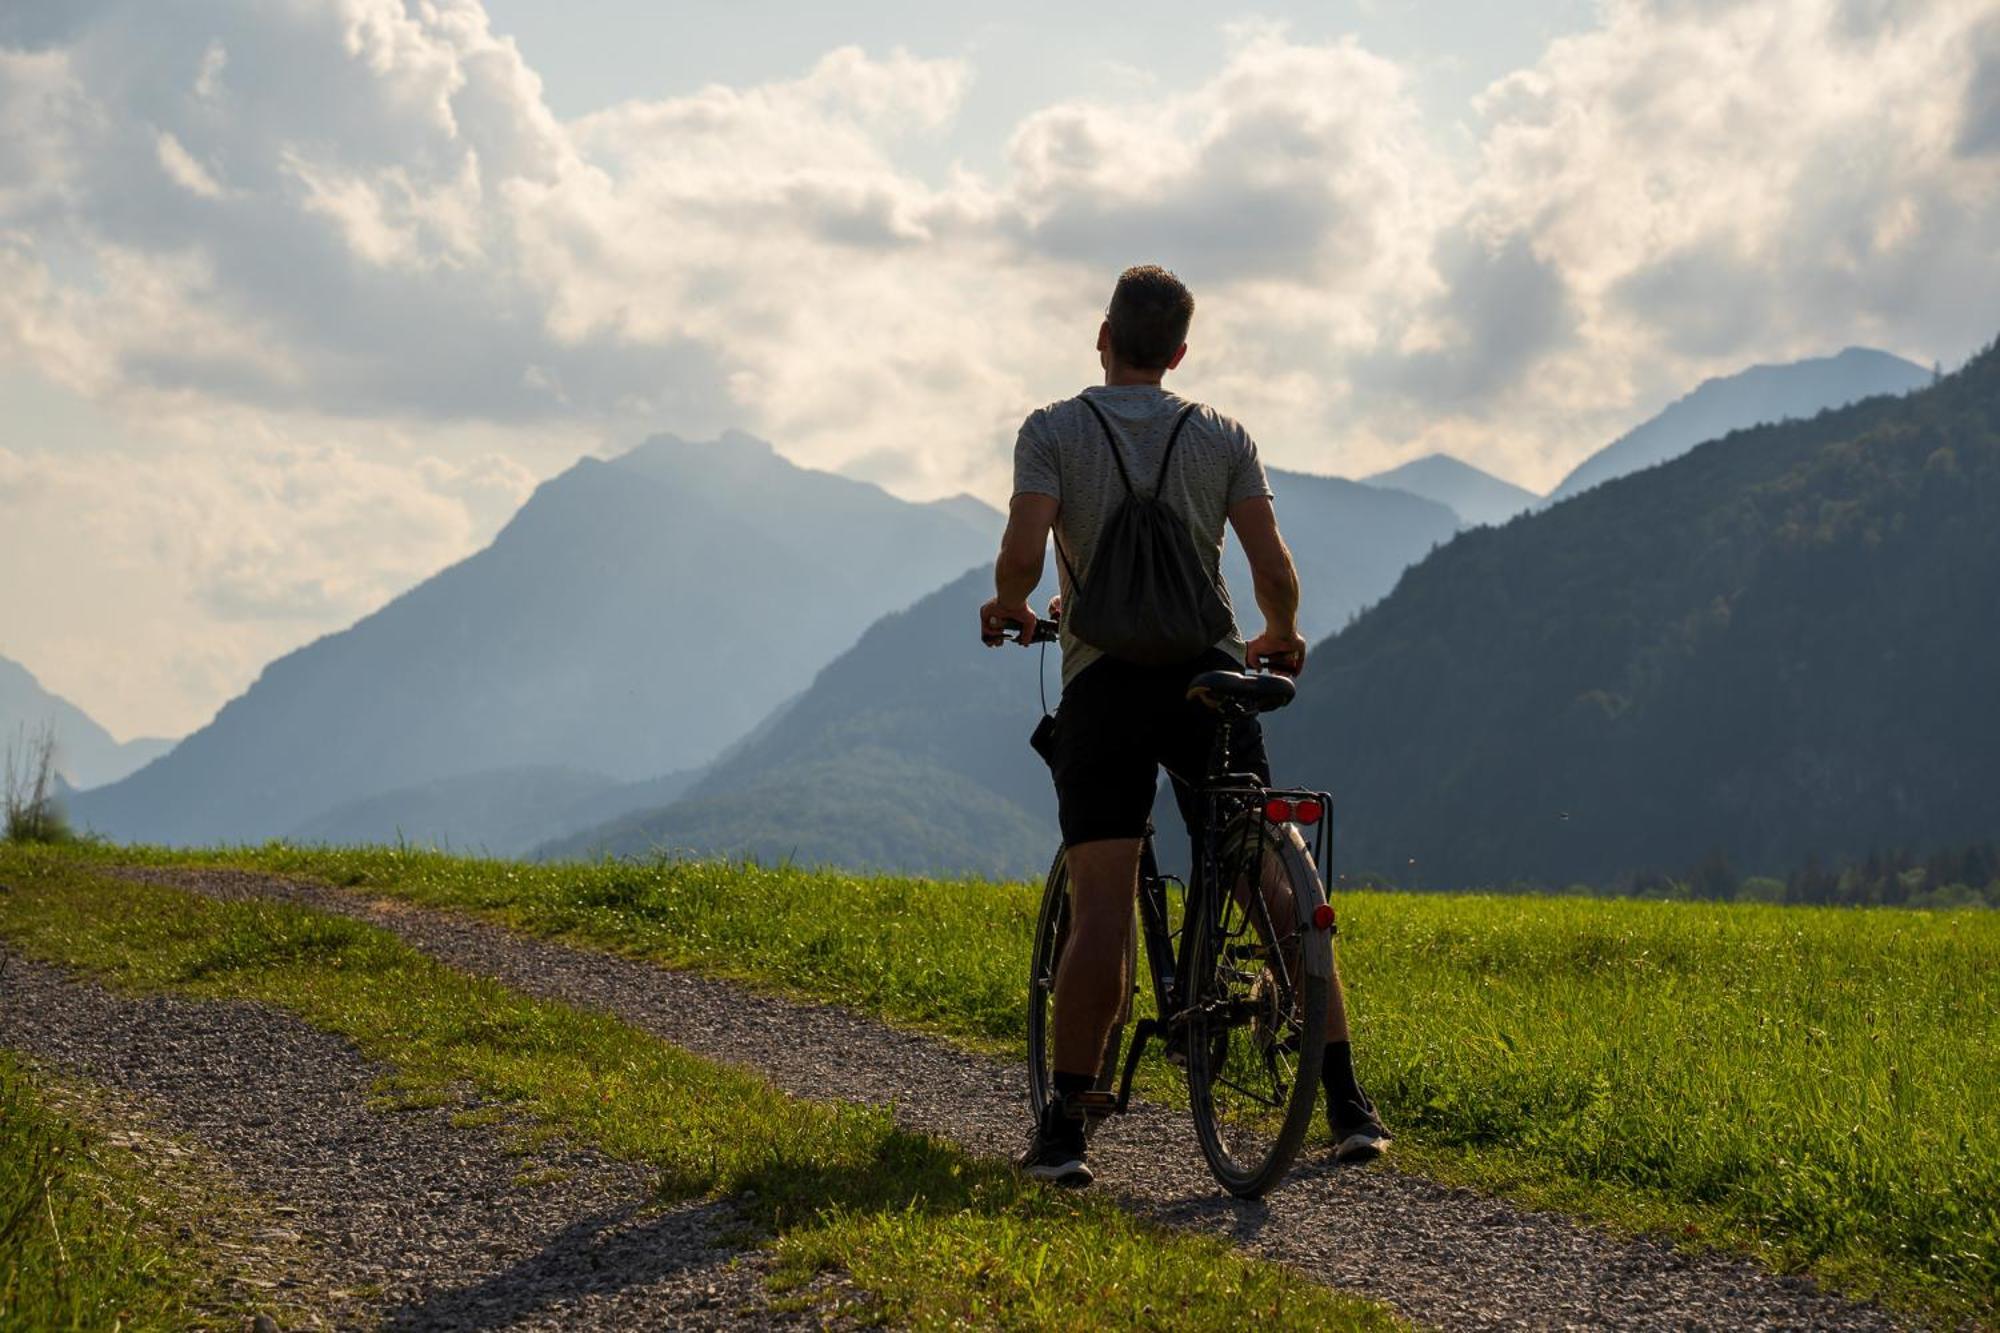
[
  {"x1": 1183, "y1": 815, "x2": 1331, "y2": 1198},
  {"x1": 1026, "y1": 846, "x2": 1134, "y2": 1135}
]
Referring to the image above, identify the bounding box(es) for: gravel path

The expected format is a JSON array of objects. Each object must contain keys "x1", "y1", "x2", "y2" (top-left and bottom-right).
[
  {"x1": 114, "y1": 865, "x2": 1903, "y2": 1332},
  {"x1": 0, "y1": 946, "x2": 832, "y2": 1331}
]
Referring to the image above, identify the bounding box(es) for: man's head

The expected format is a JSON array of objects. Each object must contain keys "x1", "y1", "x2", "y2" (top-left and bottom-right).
[{"x1": 1099, "y1": 265, "x2": 1192, "y2": 377}]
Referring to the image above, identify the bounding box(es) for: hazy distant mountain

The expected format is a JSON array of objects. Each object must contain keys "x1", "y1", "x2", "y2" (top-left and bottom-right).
[
  {"x1": 924, "y1": 492, "x2": 1004, "y2": 535},
  {"x1": 538, "y1": 566, "x2": 1061, "y2": 876},
  {"x1": 1225, "y1": 470, "x2": 1459, "y2": 640},
  {"x1": 550, "y1": 468, "x2": 1462, "y2": 874},
  {"x1": 1363, "y1": 454, "x2": 1538, "y2": 528},
  {"x1": 74, "y1": 432, "x2": 992, "y2": 846},
  {"x1": 288, "y1": 764, "x2": 698, "y2": 857},
  {"x1": 1544, "y1": 347, "x2": 1931, "y2": 504},
  {"x1": 0, "y1": 655, "x2": 174, "y2": 789},
  {"x1": 1272, "y1": 338, "x2": 2000, "y2": 886}
]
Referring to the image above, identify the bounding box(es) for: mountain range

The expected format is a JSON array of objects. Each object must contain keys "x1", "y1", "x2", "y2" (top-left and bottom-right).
[
  {"x1": 0, "y1": 655, "x2": 174, "y2": 790},
  {"x1": 1542, "y1": 347, "x2": 1931, "y2": 504},
  {"x1": 1273, "y1": 339, "x2": 1997, "y2": 885},
  {"x1": 72, "y1": 432, "x2": 994, "y2": 845},
  {"x1": 64, "y1": 343, "x2": 1963, "y2": 878},
  {"x1": 543, "y1": 469, "x2": 1461, "y2": 873},
  {"x1": 552, "y1": 348, "x2": 1984, "y2": 876}
]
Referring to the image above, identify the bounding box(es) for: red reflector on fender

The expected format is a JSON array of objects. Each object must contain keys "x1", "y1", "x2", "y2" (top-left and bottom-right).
[
  {"x1": 1263, "y1": 797, "x2": 1294, "y2": 823},
  {"x1": 1295, "y1": 798, "x2": 1324, "y2": 825},
  {"x1": 1312, "y1": 903, "x2": 1336, "y2": 930}
]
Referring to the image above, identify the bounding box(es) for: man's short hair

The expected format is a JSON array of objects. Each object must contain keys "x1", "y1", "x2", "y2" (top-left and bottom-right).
[{"x1": 1106, "y1": 265, "x2": 1194, "y2": 370}]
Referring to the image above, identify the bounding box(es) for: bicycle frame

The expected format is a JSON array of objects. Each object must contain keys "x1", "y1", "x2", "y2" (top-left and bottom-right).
[{"x1": 1100, "y1": 713, "x2": 1336, "y2": 1117}]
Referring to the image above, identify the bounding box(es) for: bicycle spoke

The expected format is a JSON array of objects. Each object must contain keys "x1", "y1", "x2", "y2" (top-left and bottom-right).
[{"x1": 1212, "y1": 1069, "x2": 1283, "y2": 1109}]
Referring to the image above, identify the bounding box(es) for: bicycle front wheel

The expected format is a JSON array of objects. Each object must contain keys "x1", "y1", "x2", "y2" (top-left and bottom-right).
[
  {"x1": 1184, "y1": 815, "x2": 1331, "y2": 1197},
  {"x1": 1027, "y1": 846, "x2": 1134, "y2": 1134}
]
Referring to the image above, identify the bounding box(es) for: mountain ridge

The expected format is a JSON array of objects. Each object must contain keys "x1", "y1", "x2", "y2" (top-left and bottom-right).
[
  {"x1": 0, "y1": 654, "x2": 175, "y2": 789},
  {"x1": 73, "y1": 432, "x2": 994, "y2": 846},
  {"x1": 1362, "y1": 454, "x2": 1538, "y2": 527},
  {"x1": 1544, "y1": 346, "x2": 1930, "y2": 504}
]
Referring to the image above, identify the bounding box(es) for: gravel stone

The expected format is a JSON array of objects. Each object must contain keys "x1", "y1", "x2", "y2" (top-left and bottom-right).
[
  {"x1": 0, "y1": 943, "x2": 829, "y2": 1330},
  {"x1": 114, "y1": 865, "x2": 1907, "y2": 1331}
]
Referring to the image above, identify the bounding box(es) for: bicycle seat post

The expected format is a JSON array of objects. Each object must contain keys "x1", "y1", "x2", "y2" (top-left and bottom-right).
[{"x1": 1206, "y1": 715, "x2": 1234, "y2": 785}]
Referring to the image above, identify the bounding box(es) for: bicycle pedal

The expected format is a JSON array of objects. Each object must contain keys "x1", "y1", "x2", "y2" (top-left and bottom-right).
[{"x1": 1071, "y1": 1090, "x2": 1119, "y2": 1117}]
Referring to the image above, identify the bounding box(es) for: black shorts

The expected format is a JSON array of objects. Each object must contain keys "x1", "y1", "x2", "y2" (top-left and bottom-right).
[{"x1": 1046, "y1": 648, "x2": 1272, "y2": 846}]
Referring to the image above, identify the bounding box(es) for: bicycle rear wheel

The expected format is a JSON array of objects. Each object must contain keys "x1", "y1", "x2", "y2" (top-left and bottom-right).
[
  {"x1": 1027, "y1": 847, "x2": 1135, "y2": 1133},
  {"x1": 1184, "y1": 815, "x2": 1331, "y2": 1197}
]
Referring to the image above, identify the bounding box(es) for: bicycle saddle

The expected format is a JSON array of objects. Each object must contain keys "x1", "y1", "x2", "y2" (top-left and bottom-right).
[{"x1": 1186, "y1": 669, "x2": 1295, "y2": 714}]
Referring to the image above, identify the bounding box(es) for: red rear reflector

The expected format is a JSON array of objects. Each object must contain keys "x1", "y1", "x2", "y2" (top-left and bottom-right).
[
  {"x1": 1263, "y1": 797, "x2": 1294, "y2": 823},
  {"x1": 1313, "y1": 903, "x2": 1336, "y2": 930},
  {"x1": 1294, "y1": 798, "x2": 1324, "y2": 825}
]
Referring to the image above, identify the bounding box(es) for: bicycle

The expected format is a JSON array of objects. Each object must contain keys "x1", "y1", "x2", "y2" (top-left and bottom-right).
[{"x1": 1006, "y1": 614, "x2": 1337, "y2": 1198}]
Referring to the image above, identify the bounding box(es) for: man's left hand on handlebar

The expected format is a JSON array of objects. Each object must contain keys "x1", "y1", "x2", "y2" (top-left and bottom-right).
[{"x1": 980, "y1": 596, "x2": 1043, "y2": 647}]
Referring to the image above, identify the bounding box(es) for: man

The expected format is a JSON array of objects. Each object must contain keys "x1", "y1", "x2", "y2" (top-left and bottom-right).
[{"x1": 979, "y1": 265, "x2": 1390, "y2": 1187}]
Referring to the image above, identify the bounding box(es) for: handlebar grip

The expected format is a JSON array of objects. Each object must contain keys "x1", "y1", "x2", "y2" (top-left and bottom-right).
[{"x1": 984, "y1": 613, "x2": 1062, "y2": 645}]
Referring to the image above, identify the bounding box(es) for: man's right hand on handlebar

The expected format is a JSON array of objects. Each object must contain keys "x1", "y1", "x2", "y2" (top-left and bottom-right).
[
  {"x1": 1246, "y1": 627, "x2": 1307, "y2": 677},
  {"x1": 980, "y1": 596, "x2": 1043, "y2": 647}
]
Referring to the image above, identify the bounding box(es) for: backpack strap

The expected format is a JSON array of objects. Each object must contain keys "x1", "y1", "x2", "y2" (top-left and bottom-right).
[
  {"x1": 1053, "y1": 529, "x2": 1084, "y2": 595},
  {"x1": 1150, "y1": 405, "x2": 1199, "y2": 499},
  {"x1": 1078, "y1": 397, "x2": 1140, "y2": 497}
]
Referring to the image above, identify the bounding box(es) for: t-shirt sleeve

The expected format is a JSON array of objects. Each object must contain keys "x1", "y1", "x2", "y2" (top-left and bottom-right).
[
  {"x1": 1226, "y1": 419, "x2": 1274, "y2": 505},
  {"x1": 1013, "y1": 411, "x2": 1062, "y2": 501}
]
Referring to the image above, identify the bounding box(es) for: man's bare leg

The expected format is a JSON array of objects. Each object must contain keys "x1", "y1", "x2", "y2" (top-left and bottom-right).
[{"x1": 1050, "y1": 837, "x2": 1142, "y2": 1079}]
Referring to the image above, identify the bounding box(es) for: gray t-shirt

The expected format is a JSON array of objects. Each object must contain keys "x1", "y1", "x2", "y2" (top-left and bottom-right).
[{"x1": 1013, "y1": 384, "x2": 1273, "y2": 685}]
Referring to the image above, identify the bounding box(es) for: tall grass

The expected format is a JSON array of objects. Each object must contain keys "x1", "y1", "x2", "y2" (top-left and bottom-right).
[{"x1": 3, "y1": 724, "x2": 71, "y2": 845}]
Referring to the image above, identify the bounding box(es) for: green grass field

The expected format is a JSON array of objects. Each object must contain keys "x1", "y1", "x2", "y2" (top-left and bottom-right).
[
  {"x1": 0, "y1": 850, "x2": 1398, "y2": 1331},
  {"x1": 69, "y1": 840, "x2": 2000, "y2": 1326}
]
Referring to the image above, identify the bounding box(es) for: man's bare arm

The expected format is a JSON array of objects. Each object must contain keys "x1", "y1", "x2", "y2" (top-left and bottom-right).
[
  {"x1": 1227, "y1": 495, "x2": 1307, "y2": 674},
  {"x1": 980, "y1": 492, "x2": 1058, "y2": 645}
]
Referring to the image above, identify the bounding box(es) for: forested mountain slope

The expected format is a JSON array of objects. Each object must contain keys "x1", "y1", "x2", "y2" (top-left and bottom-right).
[
  {"x1": 74, "y1": 433, "x2": 991, "y2": 845},
  {"x1": 1272, "y1": 340, "x2": 2000, "y2": 886}
]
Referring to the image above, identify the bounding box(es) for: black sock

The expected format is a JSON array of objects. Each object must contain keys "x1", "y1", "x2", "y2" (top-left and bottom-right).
[
  {"x1": 1052, "y1": 1070, "x2": 1094, "y2": 1103},
  {"x1": 1321, "y1": 1041, "x2": 1362, "y2": 1105}
]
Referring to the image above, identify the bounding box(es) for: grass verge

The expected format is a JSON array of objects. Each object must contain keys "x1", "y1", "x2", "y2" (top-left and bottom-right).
[
  {"x1": 0, "y1": 851, "x2": 1399, "y2": 1331},
  {"x1": 0, "y1": 1047, "x2": 273, "y2": 1331},
  {"x1": 83, "y1": 840, "x2": 2000, "y2": 1327}
]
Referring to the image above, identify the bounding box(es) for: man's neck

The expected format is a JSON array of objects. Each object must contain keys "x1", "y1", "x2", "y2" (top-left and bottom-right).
[{"x1": 1102, "y1": 368, "x2": 1166, "y2": 387}]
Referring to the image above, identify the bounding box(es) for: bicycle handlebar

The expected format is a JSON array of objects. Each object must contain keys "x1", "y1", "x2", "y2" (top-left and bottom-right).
[
  {"x1": 986, "y1": 612, "x2": 1298, "y2": 672},
  {"x1": 985, "y1": 611, "x2": 1060, "y2": 646}
]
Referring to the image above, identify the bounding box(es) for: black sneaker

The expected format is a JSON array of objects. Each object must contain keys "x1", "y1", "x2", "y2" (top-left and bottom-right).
[
  {"x1": 1017, "y1": 1100, "x2": 1092, "y2": 1187},
  {"x1": 1328, "y1": 1093, "x2": 1392, "y2": 1164}
]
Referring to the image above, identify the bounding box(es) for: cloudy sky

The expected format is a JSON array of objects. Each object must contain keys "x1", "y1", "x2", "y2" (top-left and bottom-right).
[{"x1": 2, "y1": 0, "x2": 1995, "y2": 740}]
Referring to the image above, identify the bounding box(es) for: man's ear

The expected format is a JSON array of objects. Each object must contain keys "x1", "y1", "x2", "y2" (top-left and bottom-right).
[
  {"x1": 1166, "y1": 343, "x2": 1188, "y2": 371},
  {"x1": 1096, "y1": 320, "x2": 1111, "y2": 353}
]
